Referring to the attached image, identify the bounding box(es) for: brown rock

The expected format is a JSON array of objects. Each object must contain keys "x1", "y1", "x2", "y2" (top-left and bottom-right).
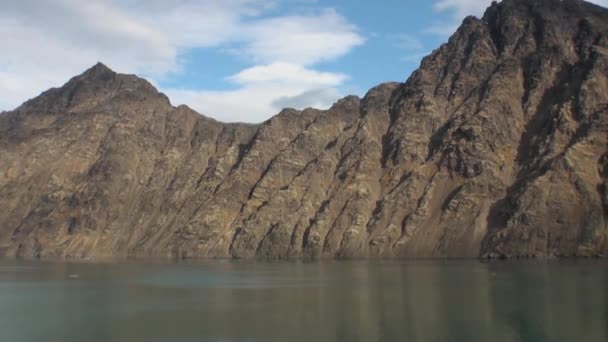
[{"x1": 0, "y1": 0, "x2": 606, "y2": 259}]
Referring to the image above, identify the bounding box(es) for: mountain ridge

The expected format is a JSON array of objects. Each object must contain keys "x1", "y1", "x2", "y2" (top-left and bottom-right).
[{"x1": 0, "y1": 0, "x2": 606, "y2": 259}]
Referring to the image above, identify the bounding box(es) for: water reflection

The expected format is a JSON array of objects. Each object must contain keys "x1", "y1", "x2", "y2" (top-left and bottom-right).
[{"x1": 0, "y1": 260, "x2": 606, "y2": 341}]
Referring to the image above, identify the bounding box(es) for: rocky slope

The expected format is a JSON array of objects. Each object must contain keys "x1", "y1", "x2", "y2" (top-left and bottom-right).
[{"x1": 0, "y1": 0, "x2": 607, "y2": 259}]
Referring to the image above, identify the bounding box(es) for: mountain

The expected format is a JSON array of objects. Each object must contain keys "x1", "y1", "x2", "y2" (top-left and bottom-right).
[{"x1": 1, "y1": 0, "x2": 607, "y2": 259}]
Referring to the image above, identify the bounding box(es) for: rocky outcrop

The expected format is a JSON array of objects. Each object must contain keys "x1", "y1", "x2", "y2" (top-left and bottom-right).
[{"x1": 0, "y1": 0, "x2": 607, "y2": 259}]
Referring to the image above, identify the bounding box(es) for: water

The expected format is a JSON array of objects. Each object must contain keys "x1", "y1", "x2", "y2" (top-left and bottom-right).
[{"x1": 0, "y1": 259, "x2": 606, "y2": 342}]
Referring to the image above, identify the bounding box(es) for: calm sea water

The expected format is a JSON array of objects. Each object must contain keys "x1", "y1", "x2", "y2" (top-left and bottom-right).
[{"x1": 0, "y1": 259, "x2": 606, "y2": 342}]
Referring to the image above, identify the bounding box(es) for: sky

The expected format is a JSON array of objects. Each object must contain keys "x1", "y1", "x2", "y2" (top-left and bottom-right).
[{"x1": 1, "y1": 0, "x2": 607, "y2": 123}]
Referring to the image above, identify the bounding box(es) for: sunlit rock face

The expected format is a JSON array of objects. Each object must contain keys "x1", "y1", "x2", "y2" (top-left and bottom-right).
[{"x1": 0, "y1": 0, "x2": 607, "y2": 259}]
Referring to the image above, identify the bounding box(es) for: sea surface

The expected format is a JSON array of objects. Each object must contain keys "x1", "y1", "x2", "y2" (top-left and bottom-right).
[{"x1": 0, "y1": 259, "x2": 606, "y2": 341}]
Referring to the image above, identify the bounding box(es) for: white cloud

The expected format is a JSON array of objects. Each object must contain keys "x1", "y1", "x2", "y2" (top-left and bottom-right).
[
  {"x1": 165, "y1": 62, "x2": 346, "y2": 123},
  {"x1": 228, "y1": 62, "x2": 347, "y2": 86},
  {"x1": 393, "y1": 34, "x2": 425, "y2": 52},
  {"x1": 433, "y1": 0, "x2": 489, "y2": 18},
  {"x1": 0, "y1": 0, "x2": 363, "y2": 122},
  {"x1": 237, "y1": 9, "x2": 364, "y2": 65},
  {"x1": 390, "y1": 33, "x2": 430, "y2": 65},
  {"x1": 1, "y1": 0, "x2": 177, "y2": 75},
  {"x1": 272, "y1": 88, "x2": 342, "y2": 110},
  {"x1": 427, "y1": 0, "x2": 490, "y2": 35},
  {"x1": 401, "y1": 52, "x2": 431, "y2": 63},
  {"x1": 429, "y1": 0, "x2": 608, "y2": 36}
]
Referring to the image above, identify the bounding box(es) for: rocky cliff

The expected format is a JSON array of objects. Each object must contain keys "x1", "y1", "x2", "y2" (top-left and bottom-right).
[{"x1": 1, "y1": 0, "x2": 607, "y2": 259}]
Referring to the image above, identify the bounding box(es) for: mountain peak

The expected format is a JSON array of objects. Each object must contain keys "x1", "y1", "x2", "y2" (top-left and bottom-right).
[
  {"x1": 77, "y1": 62, "x2": 117, "y2": 83},
  {"x1": 71, "y1": 62, "x2": 168, "y2": 99},
  {"x1": 89, "y1": 62, "x2": 113, "y2": 73},
  {"x1": 483, "y1": 0, "x2": 608, "y2": 23},
  {"x1": 14, "y1": 62, "x2": 169, "y2": 113}
]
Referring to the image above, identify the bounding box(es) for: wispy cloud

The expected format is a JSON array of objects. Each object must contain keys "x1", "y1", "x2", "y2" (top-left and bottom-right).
[
  {"x1": 165, "y1": 62, "x2": 347, "y2": 122},
  {"x1": 393, "y1": 34, "x2": 425, "y2": 52},
  {"x1": 234, "y1": 9, "x2": 364, "y2": 65},
  {"x1": 228, "y1": 62, "x2": 347, "y2": 86},
  {"x1": 427, "y1": 0, "x2": 491, "y2": 35},
  {"x1": 0, "y1": 0, "x2": 364, "y2": 122},
  {"x1": 390, "y1": 33, "x2": 429, "y2": 66},
  {"x1": 433, "y1": 0, "x2": 489, "y2": 18},
  {"x1": 400, "y1": 53, "x2": 431, "y2": 63}
]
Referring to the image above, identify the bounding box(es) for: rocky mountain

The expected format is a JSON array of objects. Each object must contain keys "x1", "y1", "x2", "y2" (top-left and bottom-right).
[{"x1": 1, "y1": 0, "x2": 607, "y2": 259}]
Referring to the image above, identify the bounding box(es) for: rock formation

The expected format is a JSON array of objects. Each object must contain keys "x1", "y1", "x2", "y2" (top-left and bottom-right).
[{"x1": 0, "y1": 0, "x2": 606, "y2": 259}]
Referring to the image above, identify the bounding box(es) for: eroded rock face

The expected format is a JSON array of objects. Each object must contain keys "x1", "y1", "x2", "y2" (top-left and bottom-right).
[{"x1": 0, "y1": 0, "x2": 607, "y2": 259}]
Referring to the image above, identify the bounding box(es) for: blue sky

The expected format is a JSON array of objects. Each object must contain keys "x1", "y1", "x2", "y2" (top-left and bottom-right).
[
  {"x1": 1, "y1": 0, "x2": 606, "y2": 122},
  {"x1": 159, "y1": 0, "x2": 448, "y2": 94}
]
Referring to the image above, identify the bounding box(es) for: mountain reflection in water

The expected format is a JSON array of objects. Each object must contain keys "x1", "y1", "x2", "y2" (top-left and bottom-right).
[{"x1": 0, "y1": 260, "x2": 606, "y2": 341}]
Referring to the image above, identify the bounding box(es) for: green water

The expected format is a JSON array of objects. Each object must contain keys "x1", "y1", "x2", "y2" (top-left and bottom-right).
[{"x1": 0, "y1": 259, "x2": 606, "y2": 342}]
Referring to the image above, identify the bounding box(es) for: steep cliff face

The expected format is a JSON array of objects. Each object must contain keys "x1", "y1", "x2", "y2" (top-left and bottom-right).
[{"x1": 0, "y1": 0, "x2": 607, "y2": 259}]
